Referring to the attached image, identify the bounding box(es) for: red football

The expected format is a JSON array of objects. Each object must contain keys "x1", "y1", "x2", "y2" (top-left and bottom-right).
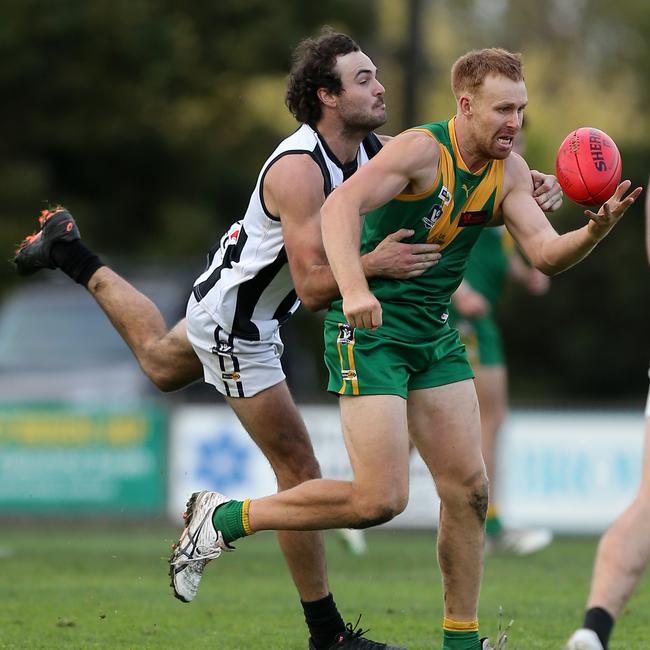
[{"x1": 555, "y1": 127, "x2": 622, "y2": 206}]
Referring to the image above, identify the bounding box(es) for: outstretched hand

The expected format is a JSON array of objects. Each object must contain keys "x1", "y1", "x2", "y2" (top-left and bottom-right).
[
  {"x1": 365, "y1": 228, "x2": 441, "y2": 279},
  {"x1": 585, "y1": 180, "x2": 643, "y2": 239}
]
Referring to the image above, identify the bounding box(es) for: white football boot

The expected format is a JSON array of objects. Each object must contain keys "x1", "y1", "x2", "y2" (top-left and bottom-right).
[
  {"x1": 337, "y1": 528, "x2": 368, "y2": 556},
  {"x1": 169, "y1": 490, "x2": 234, "y2": 602},
  {"x1": 485, "y1": 527, "x2": 553, "y2": 555},
  {"x1": 565, "y1": 629, "x2": 605, "y2": 650}
]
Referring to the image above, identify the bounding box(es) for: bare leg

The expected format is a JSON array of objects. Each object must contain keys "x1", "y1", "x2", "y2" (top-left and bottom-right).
[
  {"x1": 407, "y1": 379, "x2": 487, "y2": 621},
  {"x1": 585, "y1": 414, "x2": 650, "y2": 618},
  {"x1": 248, "y1": 394, "x2": 411, "y2": 531},
  {"x1": 473, "y1": 365, "x2": 507, "y2": 493},
  {"x1": 87, "y1": 267, "x2": 202, "y2": 390},
  {"x1": 226, "y1": 381, "x2": 329, "y2": 601}
]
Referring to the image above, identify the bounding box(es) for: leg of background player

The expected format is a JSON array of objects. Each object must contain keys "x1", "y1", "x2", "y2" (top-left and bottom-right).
[
  {"x1": 477, "y1": 364, "x2": 553, "y2": 555},
  {"x1": 566, "y1": 406, "x2": 650, "y2": 650}
]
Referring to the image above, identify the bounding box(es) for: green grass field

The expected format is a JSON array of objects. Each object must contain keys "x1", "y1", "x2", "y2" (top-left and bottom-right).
[{"x1": 1, "y1": 525, "x2": 648, "y2": 649}]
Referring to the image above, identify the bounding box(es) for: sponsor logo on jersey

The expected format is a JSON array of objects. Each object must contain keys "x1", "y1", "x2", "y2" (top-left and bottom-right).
[
  {"x1": 212, "y1": 341, "x2": 233, "y2": 355},
  {"x1": 423, "y1": 204, "x2": 443, "y2": 229},
  {"x1": 458, "y1": 210, "x2": 489, "y2": 227},
  {"x1": 341, "y1": 369, "x2": 358, "y2": 381},
  {"x1": 337, "y1": 323, "x2": 355, "y2": 345},
  {"x1": 221, "y1": 371, "x2": 241, "y2": 381}
]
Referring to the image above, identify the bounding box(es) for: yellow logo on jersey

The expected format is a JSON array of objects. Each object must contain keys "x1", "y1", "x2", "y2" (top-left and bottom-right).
[{"x1": 461, "y1": 183, "x2": 474, "y2": 198}]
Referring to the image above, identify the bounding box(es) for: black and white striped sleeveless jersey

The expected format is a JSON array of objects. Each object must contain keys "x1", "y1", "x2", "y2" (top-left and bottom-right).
[{"x1": 191, "y1": 123, "x2": 382, "y2": 341}]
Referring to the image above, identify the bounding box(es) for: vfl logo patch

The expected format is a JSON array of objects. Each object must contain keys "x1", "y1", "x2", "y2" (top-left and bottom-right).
[
  {"x1": 423, "y1": 204, "x2": 443, "y2": 229},
  {"x1": 341, "y1": 369, "x2": 358, "y2": 381},
  {"x1": 438, "y1": 186, "x2": 452, "y2": 205},
  {"x1": 337, "y1": 323, "x2": 355, "y2": 345},
  {"x1": 440, "y1": 311, "x2": 449, "y2": 323},
  {"x1": 212, "y1": 341, "x2": 233, "y2": 355},
  {"x1": 458, "y1": 210, "x2": 489, "y2": 227},
  {"x1": 221, "y1": 371, "x2": 241, "y2": 381}
]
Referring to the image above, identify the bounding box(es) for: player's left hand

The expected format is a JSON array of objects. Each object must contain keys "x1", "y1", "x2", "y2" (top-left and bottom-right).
[
  {"x1": 530, "y1": 170, "x2": 563, "y2": 212},
  {"x1": 585, "y1": 180, "x2": 643, "y2": 238}
]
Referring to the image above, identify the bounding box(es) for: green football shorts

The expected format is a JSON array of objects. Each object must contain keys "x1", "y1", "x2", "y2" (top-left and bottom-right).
[
  {"x1": 448, "y1": 312, "x2": 504, "y2": 367},
  {"x1": 323, "y1": 320, "x2": 474, "y2": 399}
]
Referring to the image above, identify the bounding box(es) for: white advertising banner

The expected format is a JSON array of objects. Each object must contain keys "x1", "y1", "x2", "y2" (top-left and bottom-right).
[
  {"x1": 168, "y1": 406, "x2": 645, "y2": 533},
  {"x1": 499, "y1": 410, "x2": 644, "y2": 533}
]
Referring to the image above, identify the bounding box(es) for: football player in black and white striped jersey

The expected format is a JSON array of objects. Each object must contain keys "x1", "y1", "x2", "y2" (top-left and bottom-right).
[{"x1": 15, "y1": 28, "x2": 442, "y2": 650}]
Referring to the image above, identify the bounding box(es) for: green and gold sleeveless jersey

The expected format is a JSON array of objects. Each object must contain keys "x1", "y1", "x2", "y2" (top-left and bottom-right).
[
  {"x1": 463, "y1": 227, "x2": 514, "y2": 309},
  {"x1": 327, "y1": 117, "x2": 505, "y2": 341}
]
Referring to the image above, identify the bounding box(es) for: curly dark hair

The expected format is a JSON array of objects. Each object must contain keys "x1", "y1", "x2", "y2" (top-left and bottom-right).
[{"x1": 285, "y1": 27, "x2": 360, "y2": 126}]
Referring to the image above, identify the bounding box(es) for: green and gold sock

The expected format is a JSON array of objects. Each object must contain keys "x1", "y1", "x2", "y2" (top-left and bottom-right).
[
  {"x1": 485, "y1": 504, "x2": 503, "y2": 536},
  {"x1": 442, "y1": 618, "x2": 480, "y2": 650},
  {"x1": 211, "y1": 498, "x2": 252, "y2": 544}
]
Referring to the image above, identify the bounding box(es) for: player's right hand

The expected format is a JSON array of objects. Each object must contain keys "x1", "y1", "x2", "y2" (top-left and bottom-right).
[
  {"x1": 342, "y1": 290, "x2": 382, "y2": 330},
  {"x1": 366, "y1": 228, "x2": 441, "y2": 279}
]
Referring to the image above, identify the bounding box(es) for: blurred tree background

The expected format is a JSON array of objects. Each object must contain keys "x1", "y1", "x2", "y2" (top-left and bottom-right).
[{"x1": 1, "y1": 0, "x2": 648, "y2": 405}]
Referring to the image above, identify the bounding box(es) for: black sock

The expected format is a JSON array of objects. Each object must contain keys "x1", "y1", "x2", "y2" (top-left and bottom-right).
[
  {"x1": 583, "y1": 606, "x2": 614, "y2": 649},
  {"x1": 51, "y1": 240, "x2": 105, "y2": 288},
  {"x1": 301, "y1": 593, "x2": 345, "y2": 649}
]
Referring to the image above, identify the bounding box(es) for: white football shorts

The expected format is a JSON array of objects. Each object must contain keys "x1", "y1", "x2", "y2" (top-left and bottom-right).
[{"x1": 186, "y1": 294, "x2": 285, "y2": 398}]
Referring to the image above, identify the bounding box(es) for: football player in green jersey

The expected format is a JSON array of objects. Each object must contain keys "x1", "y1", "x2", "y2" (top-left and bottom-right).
[
  {"x1": 195, "y1": 48, "x2": 641, "y2": 650},
  {"x1": 315, "y1": 48, "x2": 640, "y2": 649},
  {"x1": 449, "y1": 124, "x2": 554, "y2": 556}
]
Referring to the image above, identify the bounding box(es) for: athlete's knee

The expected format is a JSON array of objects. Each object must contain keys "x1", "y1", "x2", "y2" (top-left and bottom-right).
[
  {"x1": 437, "y1": 469, "x2": 489, "y2": 524},
  {"x1": 141, "y1": 362, "x2": 193, "y2": 392},
  {"x1": 468, "y1": 476, "x2": 489, "y2": 524},
  {"x1": 351, "y1": 488, "x2": 409, "y2": 528},
  {"x1": 140, "y1": 343, "x2": 202, "y2": 392},
  {"x1": 147, "y1": 367, "x2": 183, "y2": 392}
]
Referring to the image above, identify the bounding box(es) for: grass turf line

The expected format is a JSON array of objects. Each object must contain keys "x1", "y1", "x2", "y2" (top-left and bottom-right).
[{"x1": 0, "y1": 527, "x2": 649, "y2": 649}]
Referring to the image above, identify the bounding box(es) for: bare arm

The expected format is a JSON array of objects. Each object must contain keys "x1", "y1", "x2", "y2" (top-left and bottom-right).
[
  {"x1": 501, "y1": 154, "x2": 642, "y2": 275},
  {"x1": 266, "y1": 153, "x2": 440, "y2": 312},
  {"x1": 321, "y1": 130, "x2": 440, "y2": 328}
]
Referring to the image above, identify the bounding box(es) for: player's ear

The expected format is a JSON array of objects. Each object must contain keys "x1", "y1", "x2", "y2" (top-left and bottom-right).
[
  {"x1": 318, "y1": 87, "x2": 337, "y2": 109},
  {"x1": 459, "y1": 94, "x2": 472, "y2": 117}
]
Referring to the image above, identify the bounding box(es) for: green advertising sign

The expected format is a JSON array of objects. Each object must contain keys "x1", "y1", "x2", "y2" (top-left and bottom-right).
[{"x1": 0, "y1": 402, "x2": 166, "y2": 514}]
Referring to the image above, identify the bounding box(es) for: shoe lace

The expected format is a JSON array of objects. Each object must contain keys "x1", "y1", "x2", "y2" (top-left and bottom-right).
[{"x1": 336, "y1": 615, "x2": 376, "y2": 645}]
